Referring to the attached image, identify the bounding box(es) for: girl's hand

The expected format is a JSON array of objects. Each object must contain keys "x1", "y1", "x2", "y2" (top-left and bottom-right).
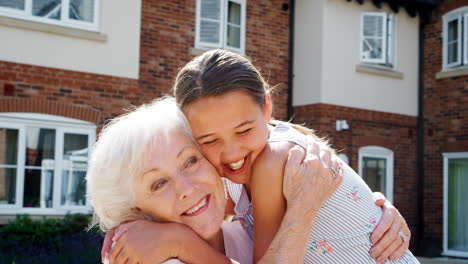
[
  {"x1": 101, "y1": 227, "x2": 116, "y2": 263},
  {"x1": 283, "y1": 145, "x2": 343, "y2": 214},
  {"x1": 370, "y1": 193, "x2": 411, "y2": 262},
  {"x1": 108, "y1": 220, "x2": 189, "y2": 264}
]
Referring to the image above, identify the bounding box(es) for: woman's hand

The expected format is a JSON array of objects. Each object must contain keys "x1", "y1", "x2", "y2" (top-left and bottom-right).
[
  {"x1": 107, "y1": 220, "x2": 188, "y2": 264},
  {"x1": 370, "y1": 193, "x2": 411, "y2": 262},
  {"x1": 282, "y1": 144, "x2": 343, "y2": 215}
]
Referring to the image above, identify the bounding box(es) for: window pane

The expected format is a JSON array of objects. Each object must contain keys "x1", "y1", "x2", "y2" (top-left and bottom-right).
[
  {"x1": 362, "y1": 157, "x2": 386, "y2": 194},
  {"x1": 363, "y1": 15, "x2": 383, "y2": 37},
  {"x1": 228, "y1": 1, "x2": 240, "y2": 25},
  {"x1": 448, "y1": 19, "x2": 459, "y2": 42},
  {"x1": 0, "y1": 0, "x2": 25, "y2": 10},
  {"x1": 61, "y1": 133, "x2": 88, "y2": 206},
  {"x1": 200, "y1": 20, "x2": 220, "y2": 43},
  {"x1": 0, "y1": 168, "x2": 16, "y2": 205},
  {"x1": 25, "y1": 128, "x2": 55, "y2": 167},
  {"x1": 0, "y1": 128, "x2": 18, "y2": 165},
  {"x1": 201, "y1": 0, "x2": 220, "y2": 20},
  {"x1": 23, "y1": 168, "x2": 54, "y2": 208},
  {"x1": 363, "y1": 38, "x2": 383, "y2": 59},
  {"x1": 69, "y1": 0, "x2": 94, "y2": 22},
  {"x1": 32, "y1": 0, "x2": 61, "y2": 20},
  {"x1": 227, "y1": 25, "x2": 240, "y2": 48},
  {"x1": 447, "y1": 19, "x2": 459, "y2": 65},
  {"x1": 448, "y1": 42, "x2": 458, "y2": 64},
  {"x1": 448, "y1": 158, "x2": 468, "y2": 252}
]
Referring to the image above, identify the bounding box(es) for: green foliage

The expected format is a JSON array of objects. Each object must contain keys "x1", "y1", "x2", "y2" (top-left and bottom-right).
[{"x1": 0, "y1": 214, "x2": 103, "y2": 264}]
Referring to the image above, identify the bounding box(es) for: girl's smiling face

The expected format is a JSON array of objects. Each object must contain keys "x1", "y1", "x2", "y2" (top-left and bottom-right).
[
  {"x1": 183, "y1": 90, "x2": 272, "y2": 186},
  {"x1": 134, "y1": 129, "x2": 226, "y2": 241}
]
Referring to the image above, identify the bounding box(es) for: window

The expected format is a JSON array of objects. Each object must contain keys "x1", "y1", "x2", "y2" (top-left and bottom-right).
[
  {"x1": 0, "y1": 0, "x2": 99, "y2": 31},
  {"x1": 360, "y1": 12, "x2": 394, "y2": 67},
  {"x1": 195, "y1": 0, "x2": 246, "y2": 54},
  {"x1": 358, "y1": 146, "x2": 393, "y2": 202},
  {"x1": 0, "y1": 113, "x2": 95, "y2": 214},
  {"x1": 443, "y1": 152, "x2": 468, "y2": 258},
  {"x1": 442, "y1": 7, "x2": 468, "y2": 69}
]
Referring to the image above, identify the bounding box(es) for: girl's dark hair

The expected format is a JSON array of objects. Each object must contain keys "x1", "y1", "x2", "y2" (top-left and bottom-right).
[
  {"x1": 173, "y1": 49, "x2": 268, "y2": 108},
  {"x1": 173, "y1": 49, "x2": 333, "y2": 151}
]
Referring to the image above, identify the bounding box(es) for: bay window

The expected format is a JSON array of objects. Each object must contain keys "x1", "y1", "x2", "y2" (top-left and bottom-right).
[{"x1": 0, "y1": 113, "x2": 95, "y2": 214}]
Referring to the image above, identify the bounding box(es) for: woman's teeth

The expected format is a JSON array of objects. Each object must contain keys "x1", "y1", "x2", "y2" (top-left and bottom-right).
[
  {"x1": 184, "y1": 197, "x2": 207, "y2": 215},
  {"x1": 229, "y1": 159, "x2": 245, "y2": 170}
]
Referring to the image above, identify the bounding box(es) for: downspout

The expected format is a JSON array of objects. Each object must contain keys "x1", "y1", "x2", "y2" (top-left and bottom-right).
[
  {"x1": 287, "y1": 0, "x2": 295, "y2": 120},
  {"x1": 416, "y1": 14, "x2": 426, "y2": 252}
]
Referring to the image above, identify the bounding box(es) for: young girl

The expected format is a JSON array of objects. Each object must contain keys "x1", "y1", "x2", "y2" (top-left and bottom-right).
[{"x1": 173, "y1": 49, "x2": 418, "y2": 263}]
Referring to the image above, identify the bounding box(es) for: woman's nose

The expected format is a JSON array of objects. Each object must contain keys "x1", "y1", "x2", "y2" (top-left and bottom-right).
[{"x1": 175, "y1": 175, "x2": 196, "y2": 200}]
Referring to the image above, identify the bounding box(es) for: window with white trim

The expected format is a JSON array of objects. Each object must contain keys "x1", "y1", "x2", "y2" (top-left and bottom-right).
[
  {"x1": 360, "y1": 12, "x2": 395, "y2": 67},
  {"x1": 443, "y1": 152, "x2": 468, "y2": 258},
  {"x1": 442, "y1": 7, "x2": 468, "y2": 70},
  {"x1": 195, "y1": 0, "x2": 246, "y2": 54},
  {"x1": 358, "y1": 146, "x2": 393, "y2": 202},
  {"x1": 0, "y1": 113, "x2": 95, "y2": 214},
  {"x1": 0, "y1": 0, "x2": 99, "y2": 31}
]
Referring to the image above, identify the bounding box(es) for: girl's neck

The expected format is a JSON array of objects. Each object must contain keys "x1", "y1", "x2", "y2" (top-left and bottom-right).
[{"x1": 207, "y1": 229, "x2": 225, "y2": 254}]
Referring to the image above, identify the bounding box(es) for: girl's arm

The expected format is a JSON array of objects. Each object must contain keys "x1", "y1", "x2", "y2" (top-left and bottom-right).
[
  {"x1": 252, "y1": 144, "x2": 343, "y2": 263},
  {"x1": 108, "y1": 220, "x2": 235, "y2": 264}
]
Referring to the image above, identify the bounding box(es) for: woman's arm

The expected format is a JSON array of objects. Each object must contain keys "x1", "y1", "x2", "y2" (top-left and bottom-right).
[{"x1": 370, "y1": 193, "x2": 411, "y2": 262}]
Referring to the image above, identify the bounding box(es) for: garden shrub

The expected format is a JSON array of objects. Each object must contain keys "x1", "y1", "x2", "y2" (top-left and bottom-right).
[{"x1": 0, "y1": 214, "x2": 103, "y2": 264}]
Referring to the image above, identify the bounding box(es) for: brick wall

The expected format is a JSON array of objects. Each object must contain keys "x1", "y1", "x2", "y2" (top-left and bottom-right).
[
  {"x1": 139, "y1": 0, "x2": 291, "y2": 120},
  {"x1": 293, "y1": 103, "x2": 419, "y2": 250},
  {"x1": 0, "y1": 0, "x2": 291, "y2": 125},
  {"x1": 421, "y1": 0, "x2": 468, "y2": 255}
]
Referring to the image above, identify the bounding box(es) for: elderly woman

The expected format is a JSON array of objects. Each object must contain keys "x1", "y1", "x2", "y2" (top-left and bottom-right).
[{"x1": 87, "y1": 97, "x2": 342, "y2": 264}]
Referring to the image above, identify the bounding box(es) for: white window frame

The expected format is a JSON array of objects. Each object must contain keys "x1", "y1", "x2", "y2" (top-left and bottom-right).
[
  {"x1": 0, "y1": 113, "x2": 96, "y2": 215},
  {"x1": 442, "y1": 7, "x2": 468, "y2": 70},
  {"x1": 442, "y1": 152, "x2": 468, "y2": 258},
  {"x1": 358, "y1": 146, "x2": 394, "y2": 202},
  {"x1": 195, "y1": 0, "x2": 246, "y2": 54},
  {"x1": 0, "y1": 0, "x2": 100, "y2": 32},
  {"x1": 360, "y1": 12, "x2": 395, "y2": 68}
]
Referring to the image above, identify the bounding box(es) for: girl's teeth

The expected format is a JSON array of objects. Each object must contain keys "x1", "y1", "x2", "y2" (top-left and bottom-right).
[
  {"x1": 184, "y1": 197, "x2": 207, "y2": 215},
  {"x1": 229, "y1": 159, "x2": 244, "y2": 170}
]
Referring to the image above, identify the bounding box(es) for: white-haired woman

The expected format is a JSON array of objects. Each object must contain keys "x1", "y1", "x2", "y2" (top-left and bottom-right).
[{"x1": 87, "y1": 97, "x2": 342, "y2": 264}]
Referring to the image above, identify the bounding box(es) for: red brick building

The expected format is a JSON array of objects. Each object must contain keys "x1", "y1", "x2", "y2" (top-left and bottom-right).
[
  {"x1": 0, "y1": 0, "x2": 467, "y2": 260},
  {"x1": 0, "y1": 0, "x2": 290, "y2": 221}
]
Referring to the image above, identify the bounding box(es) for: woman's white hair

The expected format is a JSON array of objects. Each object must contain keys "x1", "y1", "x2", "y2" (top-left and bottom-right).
[{"x1": 86, "y1": 96, "x2": 193, "y2": 232}]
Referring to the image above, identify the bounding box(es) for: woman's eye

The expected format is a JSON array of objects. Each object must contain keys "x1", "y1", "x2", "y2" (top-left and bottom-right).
[
  {"x1": 237, "y1": 128, "x2": 252, "y2": 135},
  {"x1": 151, "y1": 179, "x2": 168, "y2": 192},
  {"x1": 186, "y1": 156, "x2": 199, "y2": 167}
]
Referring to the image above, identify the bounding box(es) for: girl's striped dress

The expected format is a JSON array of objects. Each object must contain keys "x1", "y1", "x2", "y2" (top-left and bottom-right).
[{"x1": 225, "y1": 122, "x2": 419, "y2": 263}]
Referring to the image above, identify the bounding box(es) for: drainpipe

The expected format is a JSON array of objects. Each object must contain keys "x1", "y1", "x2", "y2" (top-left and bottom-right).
[
  {"x1": 287, "y1": 0, "x2": 295, "y2": 120},
  {"x1": 416, "y1": 15, "x2": 426, "y2": 252}
]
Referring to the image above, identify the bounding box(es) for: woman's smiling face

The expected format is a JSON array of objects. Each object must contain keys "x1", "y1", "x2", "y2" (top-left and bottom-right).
[{"x1": 133, "y1": 129, "x2": 226, "y2": 241}]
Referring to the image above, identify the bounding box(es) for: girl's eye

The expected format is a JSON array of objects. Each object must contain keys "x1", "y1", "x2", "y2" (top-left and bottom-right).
[
  {"x1": 237, "y1": 128, "x2": 252, "y2": 135},
  {"x1": 151, "y1": 179, "x2": 168, "y2": 192},
  {"x1": 202, "y1": 139, "x2": 218, "y2": 145}
]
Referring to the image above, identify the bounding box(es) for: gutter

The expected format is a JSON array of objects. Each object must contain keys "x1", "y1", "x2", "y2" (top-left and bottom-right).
[{"x1": 287, "y1": 0, "x2": 295, "y2": 120}]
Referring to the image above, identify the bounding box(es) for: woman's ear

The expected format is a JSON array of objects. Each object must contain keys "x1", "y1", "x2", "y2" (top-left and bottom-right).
[{"x1": 263, "y1": 92, "x2": 273, "y2": 122}]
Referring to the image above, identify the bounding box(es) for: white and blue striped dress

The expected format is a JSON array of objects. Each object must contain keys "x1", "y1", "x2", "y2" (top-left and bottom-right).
[{"x1": 225, "y1": 122, "x2": 419, "y2": 263}]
